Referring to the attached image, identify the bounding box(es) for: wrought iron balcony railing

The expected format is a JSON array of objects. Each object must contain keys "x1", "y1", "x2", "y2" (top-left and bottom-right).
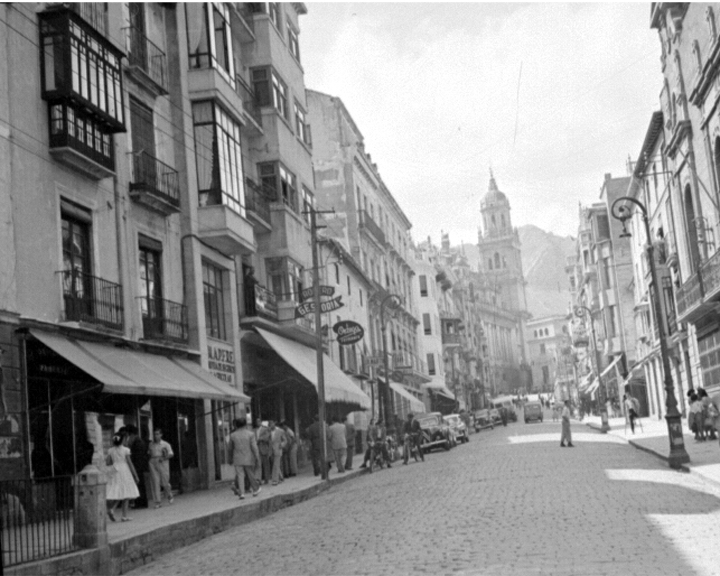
[
  {"x1": 359, "y1": 210, "x2": 386, "y2": 245},
  {"x1": 675, "y1": 271, "x2": 703, "y2": 319},
  {"x1": 126, "y1": 25, "x2": 168, "y2": 93},
  {"x1": 243, "y1": 282, "x2": 278, "y2": 320},
  {"x1": 236, "y1": 75, "x2": 262, "y2": 126},
  {"x1": 244, "y1": 178, "x2": 273, "y2": 223},
  {"x1": 59, "y1": 269, "x2": 123, "y2": 330},
  {"x1": 130, "y1": 151, "x2": 180, "y2": 207},
  {"x1": 140, "y1": 297, "x2": 188, "y2": 343}
]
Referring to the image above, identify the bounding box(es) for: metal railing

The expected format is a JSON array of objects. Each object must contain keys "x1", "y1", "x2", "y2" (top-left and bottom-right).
[
  {"x1": 701, "y1": 249, "x2": 720, "y2": 298},
  {"x1": 0, "y1": 476, "x2": 76, "y2": 568},
  {"x1": 236, "y1": 75, "x2": 262, "y2": 126},
  {"x1": 70, "y1": 3, "x2": 107, "y2": 34},
  {"x1": 442, "y1": 332, "x2": 461, "y2": 346},
  {"x1": 359, "y1": 210, "x2": 386, "y2": 245},
  {"x1": 59, "y1": 269, "x2": 123, "y2": 330},
  {"x1": 130, "y1": 151, "x2": 180, "y2": 207},
  {"x1": 244, "y1": 178, "x2": 273, "y2": 223},
  {"x1": 126, "y1": 25, "x2": 168, "y2": 92},
  {"x1": 243, "y1": 283, "x2": 278, "y2": 320},
  {"x1": 675, "y1": 271, "x2": 703, "y2": 319},
  {"x1": 140, "y1": 297, "x2": 188, "y2": 343}
]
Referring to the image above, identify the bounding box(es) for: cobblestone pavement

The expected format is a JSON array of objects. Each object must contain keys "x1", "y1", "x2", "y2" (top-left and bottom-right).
[{"x1": 129, "y1": 419, "x2": 720, "y2": 576}]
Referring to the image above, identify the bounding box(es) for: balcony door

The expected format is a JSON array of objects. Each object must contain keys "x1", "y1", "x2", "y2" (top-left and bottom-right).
[
  {"x1": 62, "y1": 213, "x2": 92, "y2": 321},
  {"x1": 130, "y1": 97, "x2": 156, "y2": 188},
  {"x1": 139, "y1": 243, "x2": 163, "y2": 338},
  {"x1": 129, "y1": 3, "x2": 146, "y2": 69}
]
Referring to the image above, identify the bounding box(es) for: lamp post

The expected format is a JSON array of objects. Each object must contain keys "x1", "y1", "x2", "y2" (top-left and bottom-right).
[
  {"x1": 380, "y1": 293, "x2": 402, "y2": 435},
  {"x1": 574, "y1": 305, "x2": 610, "y2": 433},
  {"x1": 611, "y1": 196, "x2": 690, "y2": 468}
]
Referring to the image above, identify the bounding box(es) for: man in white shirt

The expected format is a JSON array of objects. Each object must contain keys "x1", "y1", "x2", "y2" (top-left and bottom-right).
[{"x1": 560, "y1": 401, "x2": 574, "y2": 447}]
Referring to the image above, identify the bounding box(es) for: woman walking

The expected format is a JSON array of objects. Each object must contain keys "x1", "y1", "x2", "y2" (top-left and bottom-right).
[
  {"x1": 560, "y1": 400, "x2": 574, "y2": 447},
  {"x1": 106, "y1": 433, "x2": 140, "y2": 522}
]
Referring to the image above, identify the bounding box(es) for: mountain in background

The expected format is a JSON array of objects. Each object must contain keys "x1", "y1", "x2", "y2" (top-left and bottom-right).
[{"x1": 458, "y1": 224, "x2": 575, "y2": 319}]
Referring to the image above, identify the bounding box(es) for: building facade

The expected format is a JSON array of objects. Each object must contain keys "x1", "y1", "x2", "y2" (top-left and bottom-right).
[{"x1": 526, "y1": 315, "x2": 572, "y2": 394}]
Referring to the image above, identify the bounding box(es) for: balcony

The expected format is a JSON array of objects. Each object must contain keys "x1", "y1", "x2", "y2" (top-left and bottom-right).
[
  {"x1": 676, "y1": 272, "x2": 703, "y2": 322},
  {"x1": 243, "y1": 283, "x2": 278, "y2": 321},
  {"x1": 701, "y1": 249, "x2": 720, "y2": 300},
  {"x1": 235, "y1": 75, "x2": 262, "y2": 131},
  {"x1": 442, "y1": 332, "x2": 461, "y2": 346},
  {"x1": 59, "y1": 269, "x2": 123, "y2": 331},
  {"x1": 197, "y1": 192, "x2": 256, "y2": 256},
  {"x1": 187, "y1": 67, "x2": 244, "y2": 123},
  {"x1": 244, "y1": 178, "x2": 273, "y2": 230},
  {"x1": 129, "y1": 151, "x2": 180, "y2": 214},
  {"x1": 125, "y1": 26, "x2": 168, "y2": 96},
  {"x1": 359, "y1": 210, "x2": 386, "y2": 246},
  {"x1": 140, "y1": 297, "x2": 188, "y2": 344}
]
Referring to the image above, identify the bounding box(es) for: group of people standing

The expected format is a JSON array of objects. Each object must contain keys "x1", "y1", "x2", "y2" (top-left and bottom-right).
[
  {"x1": 688, "y1": 388, "x2": 720, "y2": 442},
  {"x1": 104, "y1": 426, "x2": 175, "y2": 521},
  {"x1": 305, "y1": 415, "x2": 357, "y2": 475}
]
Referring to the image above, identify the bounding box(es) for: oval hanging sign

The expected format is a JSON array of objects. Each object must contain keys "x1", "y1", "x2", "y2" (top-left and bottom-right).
[{"x1": 333, "y1": 320, "x2": 364, "y2": 346}]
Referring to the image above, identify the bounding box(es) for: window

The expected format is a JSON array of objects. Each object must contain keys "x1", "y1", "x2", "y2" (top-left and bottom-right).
[
  {"x1": 359, "y1": 289, "x2": 363, "y2": 307},
  {"x1": 268, "y1": 2, "x2": 281, "y2": 29},
  {"x1": 427, "y1": 353, "x2": 436, "y2": 376},
  {"x1": 203, "y1": 261, "x2": 226, "y2": 340},
  {"x1": 494, "y1": 253, "x2": 500, "y2": 268},
  {"x1": 62, "y1": 210, "x2": 91, "y2": 279},
  {"x1": 423, "y1": 313, "x2": 432, "y2": 335},
  {"x1": 139, "y1": 241, "x2": 162, "y2": 324},
  {"x1": 258, "y1": 163, "x2": 297, "y2": 211},
  {"x1": 186, "y1": 3, "x2": 235, "y2": 85},
  {"x1": 288, "y1": 24, "x2": 300, "y2": 61},
  {"x1": 266, "y1": 257, "x2": 303, "y2": 302},
  {"x1": 192, "y1": 101, "x2": 245, "y2": 216},
  {"x1": 542, "y1": 366, "x2": 549, "y2": 385},
  {"x1": 252, "y1": 67, "x2": 288, "y2": 120},
  {"x1": 301, "y1": 186, "x2": 314, "y2": 223},
  {"x1": 334, "y1": 263, "x2": 340, "y2": 284},
  {"x1": 608, "y1": 305, "x2": 617, "y2": 337},
  {"x1": 272, "y1": 71, "x2": 288, "y2": 119},
  {"x1": 419, "y1": 275, "x2": 428, "y2": 297},
  {"x1": 294, "y1": 101, "x2": 311, "y2": 146},
  {"x1": 539, "y1": 343, "x2": 546, "y2": 354}
]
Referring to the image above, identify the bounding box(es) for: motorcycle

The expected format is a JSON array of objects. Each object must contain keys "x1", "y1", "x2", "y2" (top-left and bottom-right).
[
  {"x1": 367, "y1": 439, "x2": 387, "y2": 473},
  {"x1": 403, "y1": 433, "x2": 423, "y2": 464}
]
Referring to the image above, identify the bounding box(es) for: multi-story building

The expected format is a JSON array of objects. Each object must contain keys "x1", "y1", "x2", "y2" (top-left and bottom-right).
[
  {"x1": 477, "y1": 174, "x2": 532, "y2": 394},
  {"x1": 526, "y1": 315, "x2": 572, "y2": 393},
  {"x1": 306, "y1": 90, "x2": 427, "y2": 429}
]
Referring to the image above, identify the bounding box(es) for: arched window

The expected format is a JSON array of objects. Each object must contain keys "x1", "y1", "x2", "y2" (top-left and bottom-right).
[
  {"x1": 494, "y1": 252, "x2": 501, "y2": 268},
  {"x1": 708, "y1": 6, "x2": 717, "y2": 40},
  {"x1": 534, "y1": 330, "x2": 538, "y2": 338}
]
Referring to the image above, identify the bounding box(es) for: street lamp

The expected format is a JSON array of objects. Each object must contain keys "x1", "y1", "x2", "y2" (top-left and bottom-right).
[
  {"x1": 574, "y1": 305, "x2": 610, "y2": 433},
  {"x1": 611, "y1": 196, "x2": 690, "y2": 468},
  {"x1": 380, "y1": 293, "x2": 402, "y2": 435}
]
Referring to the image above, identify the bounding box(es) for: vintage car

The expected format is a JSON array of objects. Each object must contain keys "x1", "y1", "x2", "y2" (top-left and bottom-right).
[
  {"x1": 415, "y1": 412, "x2": 454, "y2": 452},
  {"x1": 443, "y1": 414, "x2": 469, "y2": 443},
  {"x1": 473, "y1": 409, "x2": 494, "y2": 431},
  {"x1": 524, "y1": 401, "x2": 544, "y2": 423},
  {"x1": 489, "y1": 408, "x2": 502, "y2": 425},
  {"x1": 492, "y1": 398, "x2": 518, "y2": 422}
]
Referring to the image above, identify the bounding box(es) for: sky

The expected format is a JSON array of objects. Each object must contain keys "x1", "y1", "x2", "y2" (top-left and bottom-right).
[{"x1": 300, "y1": 2, "x2": 664, "y2": 244}]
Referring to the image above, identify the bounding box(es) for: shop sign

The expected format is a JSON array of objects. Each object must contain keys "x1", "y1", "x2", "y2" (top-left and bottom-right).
[
  {"x1": 295, "y1": 296, "x2": 344, "y2": 318},
  {"x1": 207, "y1": 344, "x2": 236, "y2": 384},
  {"x1": 333, "y1": 320, "x2": 364, "y2": 346},
  {"x1": 300, "y1": 285, "x2": 335, "y2": 302}
]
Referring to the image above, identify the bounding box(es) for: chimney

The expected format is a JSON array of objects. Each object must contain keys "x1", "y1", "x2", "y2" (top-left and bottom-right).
[{"x1": 604, "y1": 173, "x2": 612, "y2": 182}]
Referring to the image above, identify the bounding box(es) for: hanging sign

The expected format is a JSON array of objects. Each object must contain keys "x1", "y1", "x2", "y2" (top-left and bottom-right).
[
  {"x1": 333, "y1": 320, "x2": 365, "y2": 346},
  {"x1": 300, "y1": 285, "x2": 335, "y2": 302},
  {"x1": 295, "y1": 296, "x2": 344, "y2": 318}
]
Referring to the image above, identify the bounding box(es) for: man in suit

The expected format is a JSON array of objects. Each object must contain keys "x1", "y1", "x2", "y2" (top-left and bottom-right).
[
  {"x1": 229, "y1": 418, "x2": 261, "y2": 499},
  {"x1": 268, "y1": 420, "x2": 286, "y2": 486},
  {"x1": 344, "y1": 416, "x2": 356, "y2": 471},
  {"x1": 328, "y1": 417, "x2": 347, "y2": 473},
  {"x1": 306, "y1": 415, "x2": 323, "y2": 476}
]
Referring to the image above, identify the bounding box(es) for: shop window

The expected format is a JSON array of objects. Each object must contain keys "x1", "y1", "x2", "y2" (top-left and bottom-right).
[
  {"x1": 192, "y1": 101, "x2": 245, "y2": 216},
  {"x1": 202, "y1": 260, "x2": 227, "y2": 340}
]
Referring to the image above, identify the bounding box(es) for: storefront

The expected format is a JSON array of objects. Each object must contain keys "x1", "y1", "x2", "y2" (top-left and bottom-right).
[
  {"x1": 422, "y1": 379, "x2": 457, "y2": 415},
  {"x1": 21, "y1": 328, "x2": 247, "y2": 492}
]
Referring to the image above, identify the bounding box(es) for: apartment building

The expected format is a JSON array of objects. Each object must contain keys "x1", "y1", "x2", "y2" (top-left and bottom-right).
[{"x1": 526, "y1": 315, "x2": 572, "y2": 394}]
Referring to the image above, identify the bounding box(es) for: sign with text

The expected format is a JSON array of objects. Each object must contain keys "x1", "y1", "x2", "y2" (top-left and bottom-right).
[
  {"x1": 300, "y1": 285, "x2": 335, "y2": 302},
  {"x1": 207, "y1": 344, "x2": 236, "y2": 384},
  {"x1": 333, "y1": 320, "x2": 364, "y2": 346},
  {"x1": 295, "y1": 296, "x2": 344, "y2": 318}
]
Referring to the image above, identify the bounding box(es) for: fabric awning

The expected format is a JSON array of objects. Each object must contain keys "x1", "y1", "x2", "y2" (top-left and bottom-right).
[
  {"x1": 601, "y1": 355, "x2": 622, "y2": 378},
  {"x1": 30, "y1": 330, "x2": 248, "y2": 402},
  {"x1": 390, "y1": 382, "x2": 425, "y2": 413},
  {"x1": 255, "y1": 328, "x2": 370, "y2": 409},
  {"x1": 422, "y1": 378, "x2": 456, "y2": 400},
  {"x1": 577, "y1": 372, "x2": 594, "y2": 392}
]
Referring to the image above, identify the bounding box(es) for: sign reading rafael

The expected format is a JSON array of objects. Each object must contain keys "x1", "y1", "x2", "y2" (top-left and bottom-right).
[{"x1": 333, "y1": 320, "x2": 364, "y2": 346}]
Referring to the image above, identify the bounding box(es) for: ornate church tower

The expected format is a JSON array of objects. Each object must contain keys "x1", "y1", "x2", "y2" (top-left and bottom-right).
[{"x1": 477, "y1": 172, "x2": 531, "y2": 392}]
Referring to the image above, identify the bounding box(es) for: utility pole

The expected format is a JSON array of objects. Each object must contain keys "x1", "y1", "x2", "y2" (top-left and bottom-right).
[{"x1": 308, "y1": 206, "x2": 335, "y2": 481}]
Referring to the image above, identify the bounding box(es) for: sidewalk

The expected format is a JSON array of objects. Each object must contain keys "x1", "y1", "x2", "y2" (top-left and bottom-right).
[
  {"x1": 8, "y1": 465, "x2": 364, "y2": 576},
  {"x1": 583, "y1": 414, "x2": 720, "y2": 488}
]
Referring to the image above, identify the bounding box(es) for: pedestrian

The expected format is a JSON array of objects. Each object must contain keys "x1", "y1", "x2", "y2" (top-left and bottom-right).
[
  {"x1": 123, "y1": 425, "x2": 149, "y2": 509},
  {"x1": 361, "y1": 418, "x2": 391, "y2": 468},
  {"x1": 229, "y1": 417, "x2": 261, "y2": 499},
  {"x1": 698, "y1": 388, "x2": 718, "y2": 441},
  {"x1": 306, "y1": 415, "x2": 324, "y2": 476},
  {"x1": 105, "y1": 433, "x2": 140, "y2": 522},
  {"x1": 623, "y1": 394, "x2": 639, "y2": 434},
  {"x1": 402, "y1": 412, "x2": 424, "y2": 464},
  {"x1": 560, "y1": 400, "x2": 574, "y2": 447},
  {"x1": 148, "y1": 428, "x2": 174, "y2": 508},
  {"x1": 254, "y1": 418, "x2": 272, "y2": 484},
  {"x1": 328, "y1": 416, "x2": 347, "y2": 473},
  {"x1": 688, "y1": 392, "x2": 703, "y2": 440},
  {"x1": 268, "y1": 420, "x2": 286, "y2": 485},
  {"x1": 500, "y1": 406, "x2": 508, "y2": 427},
  {"x1": 281, "y1": 422, "x2": 298, "y2": 477},
  {"x1": 344, "y1": 416, "x2": 356, "y2": 471}
]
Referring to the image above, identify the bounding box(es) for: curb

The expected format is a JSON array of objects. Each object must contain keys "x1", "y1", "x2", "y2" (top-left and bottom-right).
[{"x1": 7, "y1": 469, "x2": 366, "y2": 576}]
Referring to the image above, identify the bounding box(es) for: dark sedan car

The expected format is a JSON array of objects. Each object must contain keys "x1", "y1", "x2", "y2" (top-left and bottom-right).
[{"x1": 473, "y1": 409, "x2": 494, "y2": 431}]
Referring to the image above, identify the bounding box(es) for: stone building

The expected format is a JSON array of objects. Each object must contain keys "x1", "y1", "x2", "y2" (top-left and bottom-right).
[{"x1": 526, "y1": 315, "x2": 572, "y2": 394}]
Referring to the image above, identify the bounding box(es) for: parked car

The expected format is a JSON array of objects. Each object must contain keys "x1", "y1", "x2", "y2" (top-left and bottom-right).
[
  {"x1": 473, "y1": 409, "x2": 494, "y2": 431},
  {"x1": 415, "y1": 412, "x2": 454, "y2": 452},
  {"x1": 524, "y1": 401, "x2": 543, "y2": 423},
  {"x1": 492, "y1": 399, "x2": 518, "y2": 422},
  {"x1": 489, "y1": 408, "x2": 502, "y2": 425},
  {"x1": 443, "y1": 414, "x2": 469, "y2": 443}
]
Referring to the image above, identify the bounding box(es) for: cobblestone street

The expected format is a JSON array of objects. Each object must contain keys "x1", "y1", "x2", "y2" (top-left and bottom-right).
[{"x1": 129, "y1": 418, "x2": 720, "y2": 576}]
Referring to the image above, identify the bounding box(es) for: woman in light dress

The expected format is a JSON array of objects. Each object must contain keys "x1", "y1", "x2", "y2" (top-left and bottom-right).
[{"x1": 106, "y1": 433, "x2": 140, "y2": 522}]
